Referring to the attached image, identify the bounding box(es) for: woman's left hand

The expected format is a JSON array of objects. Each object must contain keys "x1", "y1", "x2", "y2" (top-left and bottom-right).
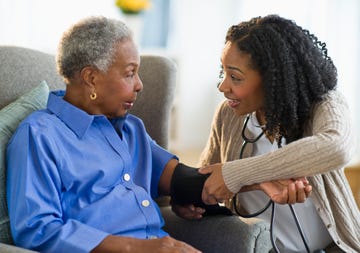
[
  {"x1": 198, "y1": 163, "x2": 234, "y2": 205},
  {"x1": 260, "y1": 177, "x2": 312, "y2": 204}
]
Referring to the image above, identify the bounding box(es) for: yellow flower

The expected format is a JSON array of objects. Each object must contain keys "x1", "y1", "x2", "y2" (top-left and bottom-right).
[{"x1": 115, "y1": 0, "x2": 151, "y2": 14}]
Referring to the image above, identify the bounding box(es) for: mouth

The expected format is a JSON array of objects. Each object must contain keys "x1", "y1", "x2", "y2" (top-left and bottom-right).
[
  {"x1": 226, "y1": 98, "x2": 240, "y2": 108},
  {"x1": 124, "y1": 101, "x2": 134, "y2": 110}
]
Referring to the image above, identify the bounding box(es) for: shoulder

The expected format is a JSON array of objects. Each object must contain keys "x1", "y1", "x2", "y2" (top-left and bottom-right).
[
  {"x1": 312, "y1": 90, "x2": 350, "y2": 118},
  {"x1": 321, "y1": 90, "x2": 347, "y2": 105},
  {"x1": 8, "y1": 109, "x2": 60, "y2": 149},
  {"x1": 17, "y1": 109, "x2": 58, "y2": 132}
]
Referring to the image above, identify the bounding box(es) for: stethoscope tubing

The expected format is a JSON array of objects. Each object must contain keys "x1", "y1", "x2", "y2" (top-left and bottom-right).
[{"x1": 234, "y1": 114, "x2": 310, "y2": 253}]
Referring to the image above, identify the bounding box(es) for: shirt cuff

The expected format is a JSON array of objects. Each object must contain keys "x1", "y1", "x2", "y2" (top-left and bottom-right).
[{"x1": 54, "y1": 220, "x2": 110, "y2": 253}]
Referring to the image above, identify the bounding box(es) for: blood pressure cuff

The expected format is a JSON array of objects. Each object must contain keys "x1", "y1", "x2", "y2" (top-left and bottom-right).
[{"x1": 170, "y1": 163, "x2": 232, "y2": 216}]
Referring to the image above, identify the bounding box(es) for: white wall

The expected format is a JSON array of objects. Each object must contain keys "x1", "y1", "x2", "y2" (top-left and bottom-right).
[
  {"x1": 0, "y1": 0, "x2": 121, "y2": 53},
  {"x1": 168, "y1": 0, "x2": 240, "y2": 151}
]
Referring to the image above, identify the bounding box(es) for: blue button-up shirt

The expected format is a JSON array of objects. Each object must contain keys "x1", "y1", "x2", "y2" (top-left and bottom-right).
[{"x1": 6, "y1": 91, "x2": 175, "y2": 253}]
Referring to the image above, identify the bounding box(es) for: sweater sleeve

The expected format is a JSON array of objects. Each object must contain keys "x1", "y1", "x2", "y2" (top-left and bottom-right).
[{"x1": 222, "y1": 91, "x2": 355, "y2": 193}]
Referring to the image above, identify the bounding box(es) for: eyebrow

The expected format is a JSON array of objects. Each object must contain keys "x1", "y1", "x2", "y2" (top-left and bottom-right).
[
  {"x1": 227, "y1": 65, "x2": 244, "y2": 74},
  {"x1": 125, "y1": 62, "x2": 139, "y2": 69}
]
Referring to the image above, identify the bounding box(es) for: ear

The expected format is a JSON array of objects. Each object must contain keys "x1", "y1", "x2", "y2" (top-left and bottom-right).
[{"x1": 80, "y1": 66, "x2": 99, "y2": 89}]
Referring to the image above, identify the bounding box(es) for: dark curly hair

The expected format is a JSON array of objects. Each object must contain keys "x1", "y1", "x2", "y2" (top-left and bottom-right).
[{"x1": 226, "y1": 15, "x2": 337, "y2": 145}]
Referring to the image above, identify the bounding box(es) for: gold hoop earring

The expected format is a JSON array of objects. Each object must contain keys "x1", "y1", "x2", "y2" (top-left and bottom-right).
[{"x1": 90, "y1": 92, "x2": 97, "y2": 100}]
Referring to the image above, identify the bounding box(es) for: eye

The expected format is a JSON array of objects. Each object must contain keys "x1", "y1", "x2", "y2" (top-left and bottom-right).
[
  {"x1": 231, "y1": 74, "x2": 241, "y2": 81},
  {"x1": 126, "y1": 71, "x2": 135, "y2": 78}
]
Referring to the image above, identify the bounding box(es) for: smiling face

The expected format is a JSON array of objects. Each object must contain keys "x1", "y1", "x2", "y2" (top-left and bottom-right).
[
  {"x1": 91, "y1": 39, "x2": 142, "y2": 118},
  {"x1": 218, "y1": 41, "x2": 265, "y2": 121}
]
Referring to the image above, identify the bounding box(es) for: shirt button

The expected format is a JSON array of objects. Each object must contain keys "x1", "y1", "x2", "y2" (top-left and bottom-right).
[
  {"x1": 327, "y1": 224, "x2": 332, "y2": 229},
  {"x1": 142, "y1": 200, "x2": 150, "y2": 207},
  {"x1": 123, "y1": 173, "x2": 131, "y2": 181}
]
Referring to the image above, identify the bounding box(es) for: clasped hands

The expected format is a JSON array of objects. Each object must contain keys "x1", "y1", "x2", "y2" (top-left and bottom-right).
[{"x1": 171, "y1": 163, "x2": 312, "y2": 220}]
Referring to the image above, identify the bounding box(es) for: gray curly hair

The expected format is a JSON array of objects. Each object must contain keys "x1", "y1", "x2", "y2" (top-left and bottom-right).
[{"x1": 56, "y1": 16, "x2": 133, "y2": 82}]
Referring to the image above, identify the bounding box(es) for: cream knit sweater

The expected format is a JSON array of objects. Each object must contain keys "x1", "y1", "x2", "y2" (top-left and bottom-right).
[{"x1": 199, "y1": 90, "x2": 360, "y2": 252}]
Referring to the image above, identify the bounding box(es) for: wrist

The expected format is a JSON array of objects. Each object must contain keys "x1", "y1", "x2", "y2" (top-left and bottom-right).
[
  {"x1": 91, "y1": 235, "x2": 137, "y2": 253},
  {"x1": 239, "y1": 183, "x2": 261, "y2": 192}
]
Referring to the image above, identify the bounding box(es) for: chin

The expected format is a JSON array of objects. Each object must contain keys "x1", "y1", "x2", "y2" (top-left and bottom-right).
[
  {"x1": 106, "y1": 111, "x2": 127, "y2": 119},
  {"x1": 233, "y1": 108, "x2": 251, "y2": 116}
]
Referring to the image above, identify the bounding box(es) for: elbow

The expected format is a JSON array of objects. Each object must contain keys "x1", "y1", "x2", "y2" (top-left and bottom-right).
[{"x1": 323, "y1": 129, "x2": 355, "y2": 168}]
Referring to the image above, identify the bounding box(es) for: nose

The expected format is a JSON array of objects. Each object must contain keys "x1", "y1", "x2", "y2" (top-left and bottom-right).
[
  {"x1": 217, "y1": 79, "x2": 229, "y2": 93},
  {"x1": 135, "y1": 75, "x2": 143, "y2": 92}
]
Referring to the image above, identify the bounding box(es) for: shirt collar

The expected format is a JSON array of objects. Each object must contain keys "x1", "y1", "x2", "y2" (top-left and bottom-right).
[
  {"x1": 47, "y1": 91, "x2": 129, "y2": 139},
  {"x1": 47, "y1": 91, "x2": 96, "y2": 138}
]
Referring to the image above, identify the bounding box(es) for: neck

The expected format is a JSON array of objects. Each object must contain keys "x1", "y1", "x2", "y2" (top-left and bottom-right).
[
  {"x1": 255, "y1": 110, "x2": 266, "y2": 126},
  {"x1": 64, "y1": 84, "x2": 94, "y2": 115},
  {"x1": 255, "y1": 110, "x2": 278, "y2": 144}
]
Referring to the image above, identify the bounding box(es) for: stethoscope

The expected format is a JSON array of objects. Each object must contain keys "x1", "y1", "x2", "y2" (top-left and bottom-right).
[{"x1": 232, "y1": 114, "x2": 311, "y2": 253}]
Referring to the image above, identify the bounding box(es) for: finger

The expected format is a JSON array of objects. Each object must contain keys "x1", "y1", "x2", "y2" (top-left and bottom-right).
[
  {"x1": 304, "y1": 185, "x2": 312, "y2": 197},
  {"x1": 295, "y1": 181, "x2": 306, "y2": 203},
  {"x1": 296, "y1": 177, "x2": 309, "y2": 185},
  {"x1": 287, "y1": 182, "x2": 296, "y2": 204},
  {"x1": 195, "y1": 207, "x2": 206, "y2": 214},
  {"x1": 198, "y1": 166, "x2": 213, "y2": 174},
  {"x1": 188, "y1": 207, "x2": 205, "y2": 219},
  {"x1": 176, "y1": 206, "x2": 203, "y2": 220},
  {"x1": 184, "y1": 212, "x2": 203, "y2": 220},
  {"x1": 202, "y1": 189, "x2": 217, "y2": 205},
  {"x1": 174, "y1": 239, "x2": 202, "y2": 253}
]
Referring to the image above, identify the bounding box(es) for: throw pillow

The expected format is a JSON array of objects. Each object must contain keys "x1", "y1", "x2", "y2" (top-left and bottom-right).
[{"x1": 0, "y1": 80, "x2": 49, "y2": 244}]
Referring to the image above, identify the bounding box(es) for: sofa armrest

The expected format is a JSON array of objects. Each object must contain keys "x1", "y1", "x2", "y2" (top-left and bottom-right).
[
  {"x1": 0, "y1": 243, "x2": 38, "y2": 253},
  {"x1": 161, "y1": 206, "x2": 272, "y2": 253}
]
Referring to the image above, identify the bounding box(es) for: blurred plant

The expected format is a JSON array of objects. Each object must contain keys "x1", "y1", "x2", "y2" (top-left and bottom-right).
[{"x1": 115, "y1": 0, "x2": 151, "y2": 14}]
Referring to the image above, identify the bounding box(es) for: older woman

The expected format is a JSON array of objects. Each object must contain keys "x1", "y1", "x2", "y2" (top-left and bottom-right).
[
  {"x1": 198, "y1": 15, "x2": 360, "y2": 252},
  {"x1": 6, "y1": 16, "x2": 201, "y2": 253}
]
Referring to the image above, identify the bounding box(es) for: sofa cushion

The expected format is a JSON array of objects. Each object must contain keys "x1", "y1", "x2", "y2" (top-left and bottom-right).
[{"x1": 0, "y1": 81, "x2": 49, "y2": 244}]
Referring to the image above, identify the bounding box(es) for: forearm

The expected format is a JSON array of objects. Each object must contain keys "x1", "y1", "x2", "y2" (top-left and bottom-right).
[
  {"x1": 91, "y1": 235, "x2": 139, "y2": 253},
  {"x1": 92, "y1": 235, "x2": 202, "y2": 253},
  {"x1": 223, "y1": 93, "x2": 354, "y2": 193}
]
